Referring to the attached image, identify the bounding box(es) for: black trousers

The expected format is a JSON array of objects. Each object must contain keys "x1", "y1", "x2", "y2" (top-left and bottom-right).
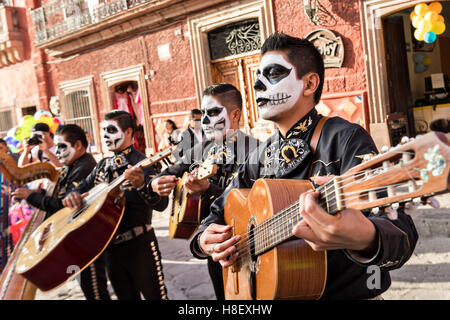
[
  {"x1": 79, "y1": 253, "x2": 111, "y2": 300},
  {"x1": 105, "y1": 229, "x2": 168, "y2": 300},
  {"x1": 207, "y1": 257, "x2": 224, "y2": 300}
]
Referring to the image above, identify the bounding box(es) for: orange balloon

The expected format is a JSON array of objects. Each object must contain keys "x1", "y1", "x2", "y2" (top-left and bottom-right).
[
  {"x1": 437, "y1": 15, "x2": 445, "y2": 23},
  {"x1": 429, "y1": 2, "x2": 443, "y2": 14},
  {"x1": 425, "y1": 11, "x2": 438, "y2": 23},
  {"x1": 410, "y1": 10, "x2": 417, "y2": 21},
  {"x1": 432, "y1": 21, "x2": 446, "y2": 35}
]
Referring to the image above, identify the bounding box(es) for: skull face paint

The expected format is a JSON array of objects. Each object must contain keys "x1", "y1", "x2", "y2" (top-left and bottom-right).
[
  {"x1": 201, "y1": 95, "x2": 231, "y2": 141},
  {"x1": 101, "y1": 120, "x2": 125, "y2": 151},
  {"x1": 254, "y1": 53, "x2": 304, "y2": 120},
  {"x1": 54, "y1": 135, "x2": 76, "y2": 165}
]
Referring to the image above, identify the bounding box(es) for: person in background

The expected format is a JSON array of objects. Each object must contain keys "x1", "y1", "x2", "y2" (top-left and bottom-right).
[
  {"x1": 175, "y1": 109, "x2": 204, "y2": 160},
  {"x1": 18, "y1": 123, "x2": 62, "y2": 168}
]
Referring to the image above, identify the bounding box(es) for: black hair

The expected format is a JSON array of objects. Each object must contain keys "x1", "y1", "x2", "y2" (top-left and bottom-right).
[
  {"x1": 190, "y1": 109, "x2": 202, "y2": 119},
  {"x1": 202, "y1": 83, "x2": 243, "y2": 111},
  {"x1": 261, "y1": 32, "x2": 325, "y2": 104},
  {"x1": 55, "y1": 124, "x2": 88, "y2": 149},
  {"x1": 165, "y1": 119, "x2": 178, "y2": 130},
  {"x1": 0, "y1": 138, "x2": 6, "y2": 145},
  {"x1": 104, "y1": 110, "x2": 135, "y2": 135}
]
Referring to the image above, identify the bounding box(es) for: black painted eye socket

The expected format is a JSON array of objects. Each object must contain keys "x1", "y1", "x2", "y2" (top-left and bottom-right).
[
  {"x1": 202, "y1": 107, "x2": 223, "y2": 117},
  {"x1": 104, "y1": 125, "x2": 118, "y2": 134},
  {"x1": 263, "y1": 64, "x2": 292, "y2": 84}
]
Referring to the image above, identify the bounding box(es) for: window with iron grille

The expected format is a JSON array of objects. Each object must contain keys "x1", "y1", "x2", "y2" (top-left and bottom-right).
[
  {"x1": 63, "y1": 89, "x2": 97, "y2": 151},
  {"x1": 0, "y1": 108, "x2": 14, "y2": 137},
  {"x1": 208, "y1": 18, "x2": 261, "y2": 61}
]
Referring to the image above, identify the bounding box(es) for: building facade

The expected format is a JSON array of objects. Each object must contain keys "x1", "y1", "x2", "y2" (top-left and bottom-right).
[{"x1": 1, "y1": 0, "x2": 449, "y2": 156}]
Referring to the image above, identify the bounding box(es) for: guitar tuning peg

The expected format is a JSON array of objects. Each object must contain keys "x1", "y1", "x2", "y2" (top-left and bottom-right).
[
  {"x1": 381, "y1": 146, "x2": 389, "y2": 153},
  {"x1": 412, "y1": 197, "x2": 422, "y2": 206},
  {"x1": 371, "y1": 207, "x2": 380, "y2": 214},
  {"x1": 391, "y1": 203, "x2": 399, "y2": 210},
  {"x1": 363, "y1": 154, "x2": 373, "y2": 161},
  {"x1": 400, "y1": 136, "x2": 410, "y2": 144}
]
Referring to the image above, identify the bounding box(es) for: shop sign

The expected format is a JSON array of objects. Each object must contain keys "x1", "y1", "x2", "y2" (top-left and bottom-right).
[{"x1": 305, "y1": 29, "x2": 344, "y2": 68}]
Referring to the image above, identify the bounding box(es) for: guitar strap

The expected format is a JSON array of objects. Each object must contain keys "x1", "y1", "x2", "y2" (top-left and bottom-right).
[{"x1": 308, "y1": 116, "x2": 329, "y2": 179}]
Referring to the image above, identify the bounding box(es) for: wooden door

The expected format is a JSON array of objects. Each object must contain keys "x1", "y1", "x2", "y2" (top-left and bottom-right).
[
  {"x1": 383, "y1": 16, "x2": 414, "y2": 135},
  {"x1": 211, "y1": 53, "x2": 261, "y2": 131}
]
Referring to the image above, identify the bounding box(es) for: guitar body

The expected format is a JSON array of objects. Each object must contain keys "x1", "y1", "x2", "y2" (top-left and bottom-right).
[
  {"x1": 15, "y1": 183, "x2": 125, "y2": 292},
  {"x1": 169, "y1": 172, "x2": 204, "y2": 239},
  {"x1": 223, "y1": 179, "x2": 327, "y2": 300}
]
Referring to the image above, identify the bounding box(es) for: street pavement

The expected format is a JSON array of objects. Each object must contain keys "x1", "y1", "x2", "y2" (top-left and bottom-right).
[{"x1": 35, "y1": 193, "x2": 450, "y2": 300}]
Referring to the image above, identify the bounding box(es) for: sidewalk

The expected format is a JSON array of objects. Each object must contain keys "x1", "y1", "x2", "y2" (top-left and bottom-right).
[{"x1": 35, "y1": 194, "x2": 450, "y2": 300}]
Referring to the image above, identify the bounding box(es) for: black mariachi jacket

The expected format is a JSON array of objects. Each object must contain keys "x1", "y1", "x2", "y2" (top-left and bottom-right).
[
  {"x1": 26, "y1": 152, "x2": 97, "y2": 217},
  {"x1": 191, "y1": 108, "x2": 418, "y2": 300},
  {"x1": 147, "y1": 130, "x2": 260, "y2": 211},
  {"x1": 74, "y1": 145, "x2": 167, "y2": 235}
]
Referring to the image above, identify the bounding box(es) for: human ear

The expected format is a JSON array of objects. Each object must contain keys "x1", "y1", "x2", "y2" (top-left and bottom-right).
[{"x1": 302, "y1": 73, "x2": 320, "y2": 98}]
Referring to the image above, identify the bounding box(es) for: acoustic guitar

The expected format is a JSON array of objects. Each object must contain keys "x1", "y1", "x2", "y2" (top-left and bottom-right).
[
  {"x1": 169, "y1": 160, "x2": 218, "y2": 239},
  {"x1": 14, "y1": 146, "x2": 177, "y2": 292},
  {"x1": 223, "y1": 132, "x2": 450, "y2": 300},
  {"x1": 0, "y1": 151, "x2": 58, "y2": 300}
]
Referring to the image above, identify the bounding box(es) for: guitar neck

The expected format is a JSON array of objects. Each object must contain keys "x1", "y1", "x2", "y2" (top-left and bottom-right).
[
  {"x1": 252, "y1": 132, "x2": 450, "y2": 256},
  {"x1": 108, "y1": 146, "x2": 177, "y2": 191}
]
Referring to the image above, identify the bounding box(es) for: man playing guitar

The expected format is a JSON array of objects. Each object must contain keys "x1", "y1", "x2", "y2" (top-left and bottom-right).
[
  {"x1": 145, "y1": 83, "x2": 260, "y2": 300},
  {"x1": 13, "y1": 124, "x2": 110, "y2": 300},
  {"x1": 62, "y1": 110, "x2": 168, "y2": 300},
  {"x1": 191, "y1": 33, "x2": 419, "y2": 299}
]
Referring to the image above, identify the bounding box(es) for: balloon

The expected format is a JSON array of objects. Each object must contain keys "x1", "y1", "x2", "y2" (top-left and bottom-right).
[
  {"x1": 418, "y1": 19, "x2": 433, "y2": 33},
  {"x1": 428, "y1": 2, "x2": 443, "y2": 14},
  {"x1": 415, "y1": 63, "x2": 428, "y2": 73},
  {"x1": 432, "y1": 21, "x2": 446, "y2": 35},
  {"x1": 33, "y1": 110, "x2": 53, "y2": 121},
  {"x1": 424, "y1": 11, "x2": 438, "y2": 23},
  {"x1": 415, "y1": 3, "x2": 429, "y2": 17},
  {"x1": 437, "y1": 15, "x2": 444, "y2": 23},
  {"x1": 410, "y1": 10, "x2": 417, "y2": 21},
  {"x1": 412, "y1": 15, "x2": 422, "y2": 28},
  {"x1": 413, "y1": 52, "x2": 426, "y2": 63},
  {"x1": 422, "y1": 56, "x2": 432, "y2": 66},
  {"x1": 424, "y1": 31, "x2": 437, "y2": 43},
  {"x1": 414, "y1": 28, "x2": 425, "y2": 41}
]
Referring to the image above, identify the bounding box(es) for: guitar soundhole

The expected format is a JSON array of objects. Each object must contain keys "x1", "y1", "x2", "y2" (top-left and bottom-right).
[{"x1": 68, "y1": 205, "x2": 87, "y2": 223}]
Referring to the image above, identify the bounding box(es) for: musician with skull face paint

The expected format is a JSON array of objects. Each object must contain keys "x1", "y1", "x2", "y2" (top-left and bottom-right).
[
  {"x1": 142, "y1": 83, "x2": 260, "y2": 300},
  {"x1": 194, "y1": 33, "x2": 418, "y2": 300},
  {"x1": 13, "y1": 124, "x2": 111, "y2": 300},
  {"x1": 62, "y1": 110, "x2": 168, "y2": 300}
]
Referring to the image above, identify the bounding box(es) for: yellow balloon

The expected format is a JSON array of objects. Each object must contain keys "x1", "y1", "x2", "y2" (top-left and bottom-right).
[
  {"x1": 437, "y1": 15, "x2": 445, "y2": 23},
  {"x1": 415, "y1": 3, "x2": 429, "y2": 17},
  {"x1": 432, "y1": 21, "x2": 446, "y2": 35},
  {"x1": 414, "y1": 29, "x2": 425, "y2": 41},
  {"x1": 428, "y1": 2, "x2": 443, "y2": 14},
  {"x1": 412, "y1": 16, "x2": 422, "y2": 28},
  {"x1": 418, "y1": 19, "x2": 433, "y2": 33},
  {"x1": 425, "y1": 11, "x2": 438, "y2": 23},
  {"x1": 422, "y1": 57, "x2": 432, "y2": 66}
]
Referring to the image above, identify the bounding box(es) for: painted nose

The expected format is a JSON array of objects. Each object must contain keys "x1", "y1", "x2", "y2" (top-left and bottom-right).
[
  {"x1": 253, "y1": 79, "x2": 266, "y2": 91},
  {"x1": 202, "y1": 115, "x2": 210, "y2": 125}
]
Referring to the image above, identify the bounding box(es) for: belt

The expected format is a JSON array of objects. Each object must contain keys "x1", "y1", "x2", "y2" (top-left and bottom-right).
[{"x1": 113, "y1": 224, "x2": 153, "y2": 245}]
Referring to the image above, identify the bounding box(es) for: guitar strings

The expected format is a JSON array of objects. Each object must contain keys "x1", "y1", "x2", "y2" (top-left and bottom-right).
[
  {"x1": 230, "y1": 169, "x2": 414, "y2": 262},
  {"x1": 233, "y1": 181, "x2": 408, "y2": 258}
]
